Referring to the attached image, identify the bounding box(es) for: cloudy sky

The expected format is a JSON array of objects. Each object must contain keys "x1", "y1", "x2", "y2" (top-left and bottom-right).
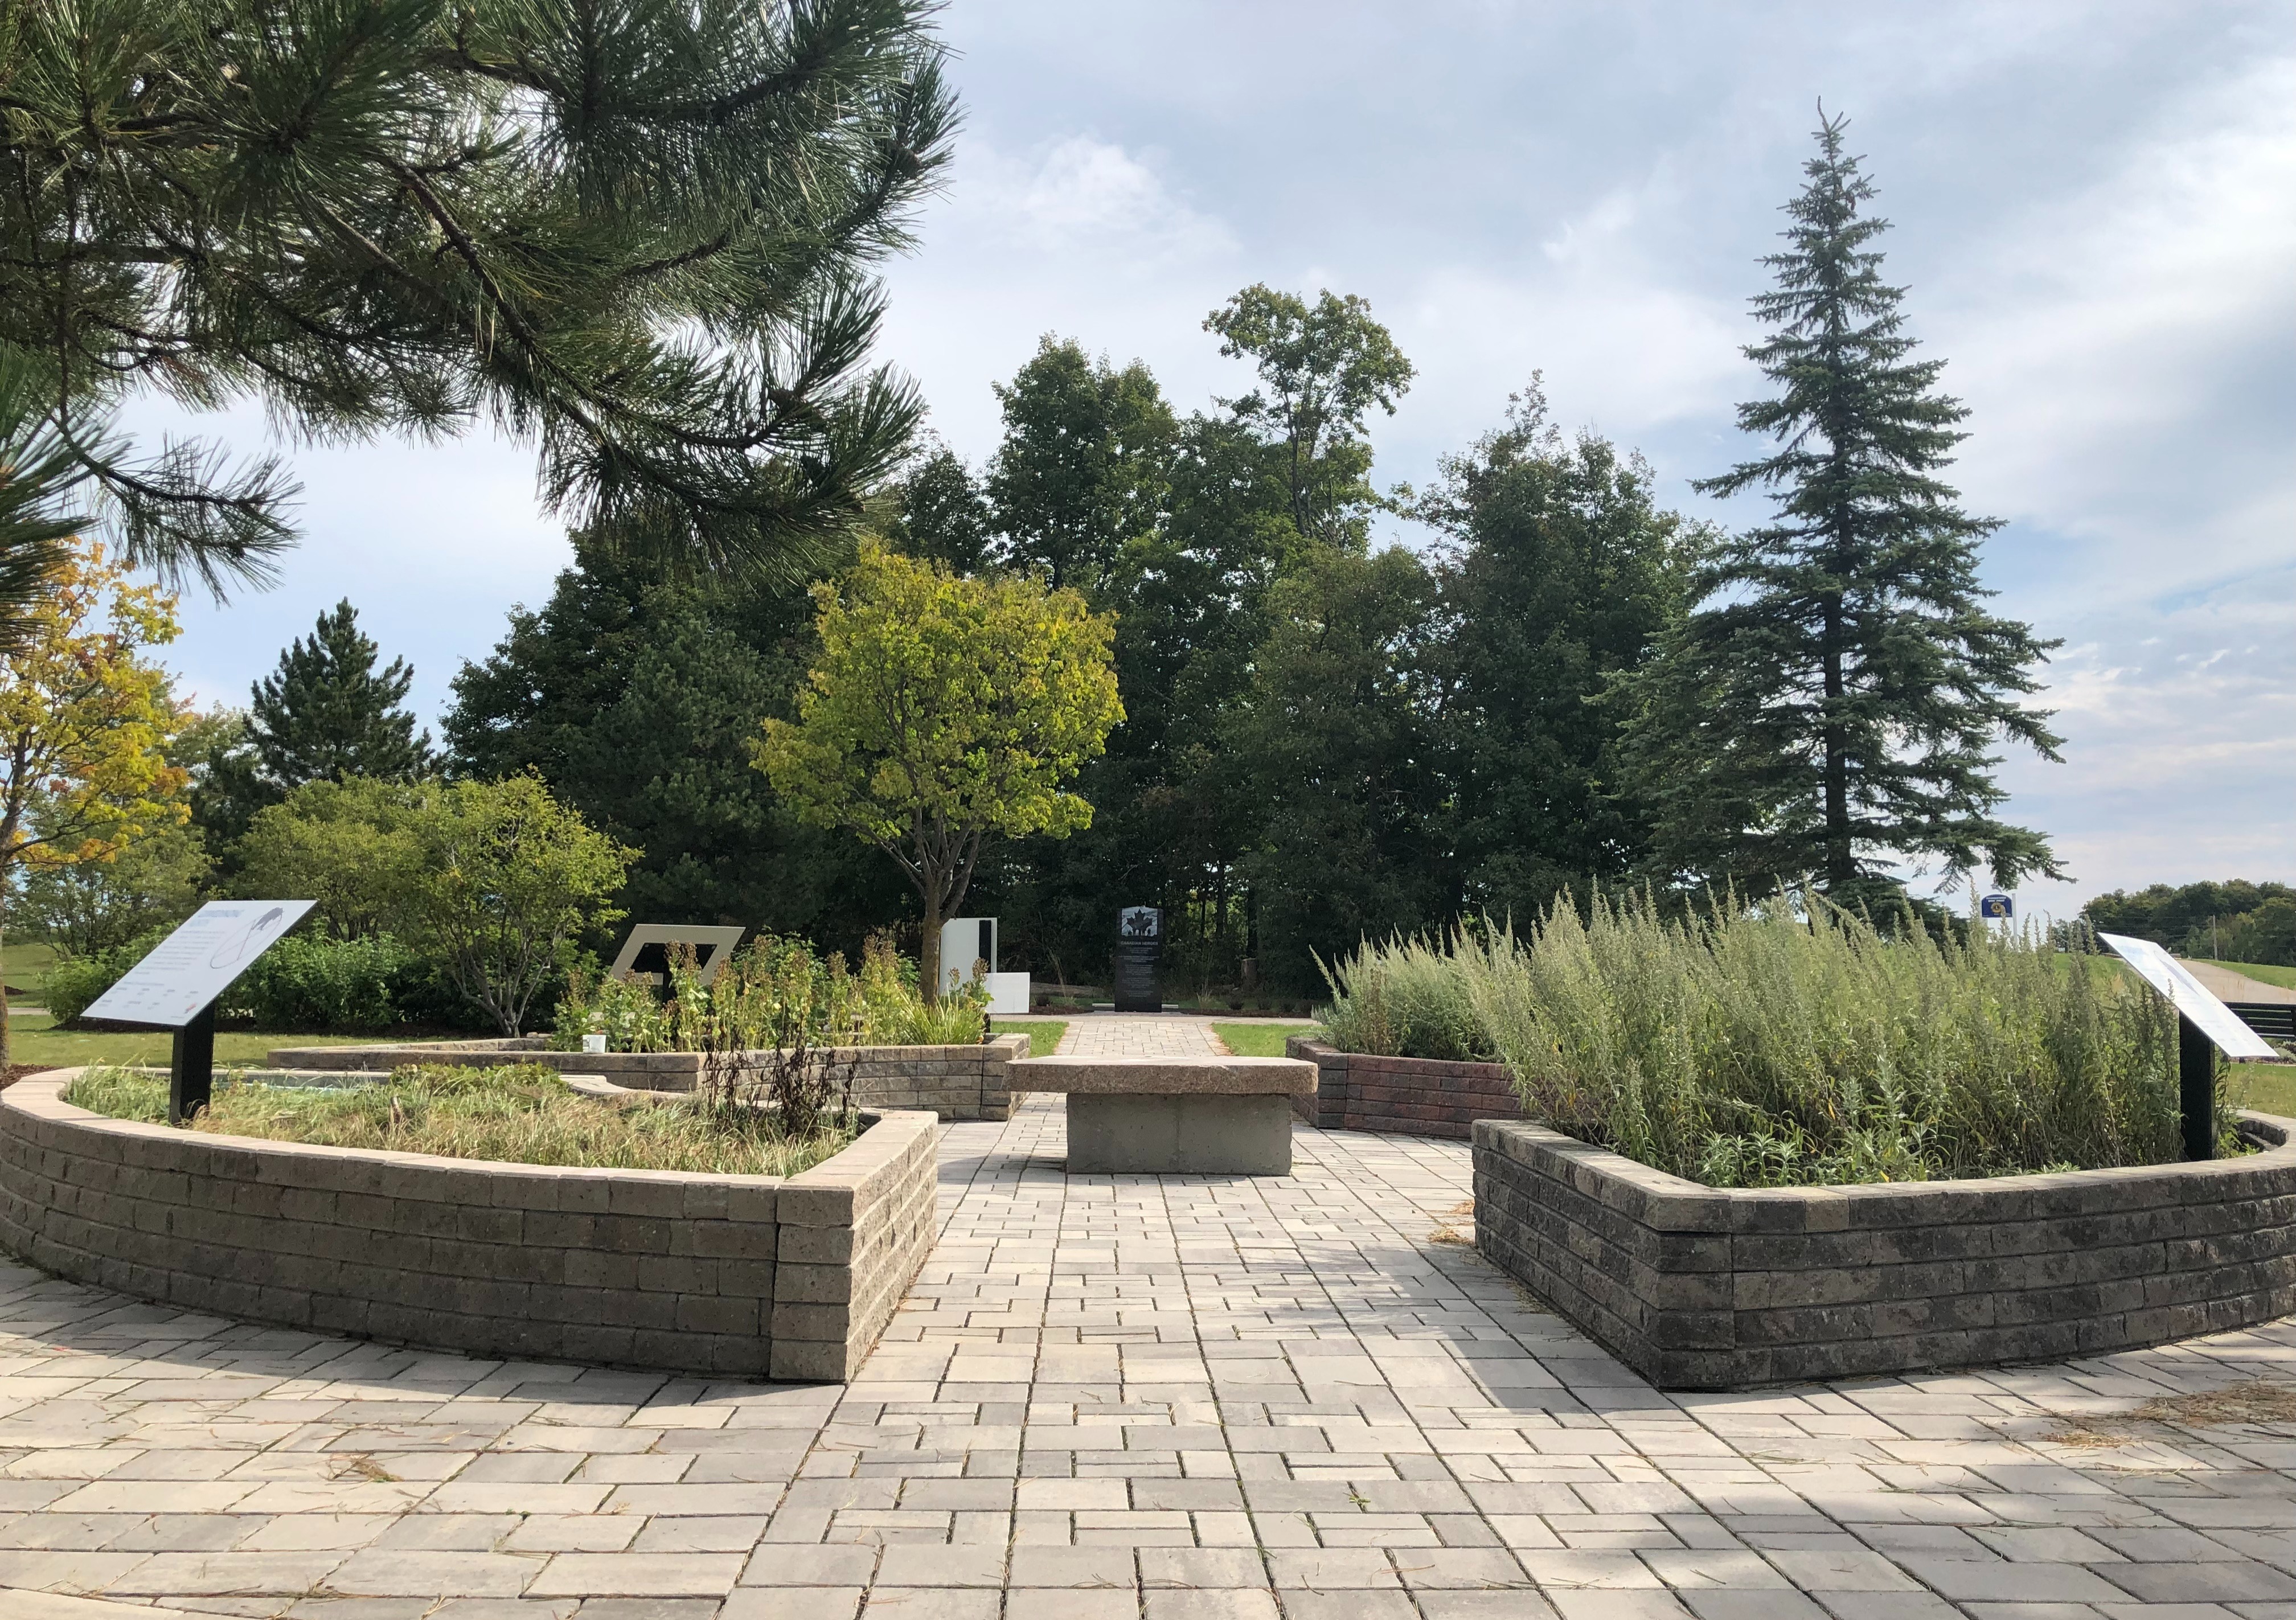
[{"x1": 147, "y1": 0, "x2": 2293, "y2": 924}]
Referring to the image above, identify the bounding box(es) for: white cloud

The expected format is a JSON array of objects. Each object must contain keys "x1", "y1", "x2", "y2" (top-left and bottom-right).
[
  {"x1": 1935, "y1": 53, "x2": 2296, "y2": 604},
  {"x1": 942, "y1": 134, "x2": 1236, "y2": 265}
]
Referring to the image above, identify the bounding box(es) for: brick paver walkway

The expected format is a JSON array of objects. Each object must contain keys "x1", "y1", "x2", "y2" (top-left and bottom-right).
[
  {"x1": 2, "y1": 1098, "x2": 2294, "y2": 1619},
  {"x1": 1054, "y1": 1015, "x2": 1227, "y2": 1058}
]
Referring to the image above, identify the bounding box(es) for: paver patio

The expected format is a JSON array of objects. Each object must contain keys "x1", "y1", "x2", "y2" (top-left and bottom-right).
[
  {"x1": 1054, "y1": 1014, "x2": 1228, "y2": 1059},
  {"x1": 2, "y1": 1094, "x2": 2293, "y2": 1619}
]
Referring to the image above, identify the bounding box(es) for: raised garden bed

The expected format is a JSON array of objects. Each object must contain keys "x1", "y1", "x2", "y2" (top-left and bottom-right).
[
  {"x1": 267, "y1": 1033, "x2": 1031, "y2": 1121},
  {"x1": 1286, "y1": 1036, "x2": 1526, "y2": 1139},
  {"x1": 0, "y1": 1067, "x2": 938, "y2": 1380},
  {"x1": 1473, "y1": 1110, "x2": 2296, "y2": 1389}
]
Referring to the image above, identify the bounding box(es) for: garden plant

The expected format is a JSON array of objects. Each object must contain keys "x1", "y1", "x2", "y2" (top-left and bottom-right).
[
  {"x1": 551, "y1": 933, "x2": 989, "y2": 1054},
  {"x1": 66, "y1": 1063, "x2": 856, "y2": 1179},
  {"x1": 1322, "y1": 892, "x2": 2199, "y2": 1187}
]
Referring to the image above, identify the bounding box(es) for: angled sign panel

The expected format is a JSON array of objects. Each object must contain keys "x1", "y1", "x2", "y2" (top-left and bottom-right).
[
  {"x1": 82, "y1": 900, "x2": 317, "y2": 1028},
  {"x1": 2097, "y1": 932, "x2": 2278, "y2": 1061}
]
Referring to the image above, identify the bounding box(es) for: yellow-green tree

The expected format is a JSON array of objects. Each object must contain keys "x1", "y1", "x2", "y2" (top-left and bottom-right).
[
  {"x1": 408, "y1": 776, "x2": 636, "y2": 1037},
  {"x1": 758, "y1": 543, "x2": 1122, "y2": 1000},
  {"x1": 0, "y1": 539, "x2": 187, "y2": 1061}
]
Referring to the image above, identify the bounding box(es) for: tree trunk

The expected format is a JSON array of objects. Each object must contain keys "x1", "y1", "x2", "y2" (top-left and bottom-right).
[
  {"x1": 919, "y1": 885, "x2": 944, "y2": 1007},
  {"x1": 0, "y1": 913, "x2": 11, "y2": 1069}
]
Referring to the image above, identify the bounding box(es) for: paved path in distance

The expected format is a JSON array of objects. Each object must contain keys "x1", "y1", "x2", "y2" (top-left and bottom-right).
[
  {"x1": 2186, "y1": 962, "x2": 2296, "y2": 1007},
  {"x1": 1054, "y1": 1015, "x2": 1228, "y2": 1059},
  {"x1": 2, "y1": 1098, "x2": 2294, "y2": 1618}
]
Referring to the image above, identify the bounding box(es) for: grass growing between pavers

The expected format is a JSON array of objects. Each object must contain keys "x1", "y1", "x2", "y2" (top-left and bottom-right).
[
  {"x1": 991, "y1": 1019, "x2": 1065, "y2": 1056},
  {"x1": 1212, "y1": 1021, "x2": 1322, "y2": 1057},
  {"x1": 4, "y1": 1010, "x2": 375, "y2": 1073},
  {"x1": 66, "y1": 1062, "x2": 856, "y2": 1176}
]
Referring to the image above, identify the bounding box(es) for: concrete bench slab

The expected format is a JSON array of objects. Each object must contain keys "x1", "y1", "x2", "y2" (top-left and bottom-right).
[
  {"x1": 1007, "y1": 1056, "x2": 1315, "y2": 1094},
  {"x1": 1008, "y1": 1057, "x2": 1314, "y2": 1174}
]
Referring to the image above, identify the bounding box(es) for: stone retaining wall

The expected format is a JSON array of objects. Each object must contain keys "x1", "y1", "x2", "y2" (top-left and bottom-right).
[
  {"x1": 0, "y1": 1070, "x2": 938, "y2": 1381},
  {"x1": 1286, "y1": 1037, "x2": 1524, "y2": 1139},
  {"x1": 1473, "y1": 1112, "x2": 2296, "y2": 1389},
  {"x1": 269, "y1": 1035, "x2": 1029, "y2": 1122}
]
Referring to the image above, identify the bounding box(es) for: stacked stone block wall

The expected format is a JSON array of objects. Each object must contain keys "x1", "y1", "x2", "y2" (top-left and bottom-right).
[
  {"x1": 1286, "y1": 1037, "x2": 1523, "y2": 1139},
  {"x1": 1473, "y1": 1112, "x2": 2296, "y2": 1389},
  {"x1": 269, "y1": 1034, "x2": 1027, "y2": 1122},
  {"x1": 0, "y1": 1071, "x2": 937, "y2": 1380}
]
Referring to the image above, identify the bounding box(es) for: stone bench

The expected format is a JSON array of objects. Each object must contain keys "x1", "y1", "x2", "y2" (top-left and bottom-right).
[{"x1": 1008, "y1": 1057, "x2": 1317, "y2": 1174}]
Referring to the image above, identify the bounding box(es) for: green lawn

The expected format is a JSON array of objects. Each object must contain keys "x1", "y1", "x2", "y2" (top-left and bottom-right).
[
  {"x1": 2, "y1": 940, "x2": 55, "y2": 995},
  {"x1": 2228, "y1": 1062, "x2": 2296, "y2": 1119},
  {"x1": 990, "y1": 1019, "x2": 1066, "y2": 1057},
  {"x1": 1213, "y1": 1021, "x2": 1322, "y2": 1057},
  {"x1": 4, "y1": 1011, "x2": 379, "y2": 1073},
  {"x1": 2194, "y1": 959, "x2": 2296, "y2": 993}
]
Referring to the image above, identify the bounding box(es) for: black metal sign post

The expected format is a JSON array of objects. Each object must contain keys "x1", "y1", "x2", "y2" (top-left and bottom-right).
[
  {"x1": 170, "y1": 1002, "x2": 218, "y2": 1126},
  {"x1": 2179, "y1": 1014, "x2": 2216, "y2": 1162}
]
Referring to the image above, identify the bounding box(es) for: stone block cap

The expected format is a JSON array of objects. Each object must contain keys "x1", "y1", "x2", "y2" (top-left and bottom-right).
[{"x1": 1008, "y1": 1056, "x2": 1317, "y2": 1096}]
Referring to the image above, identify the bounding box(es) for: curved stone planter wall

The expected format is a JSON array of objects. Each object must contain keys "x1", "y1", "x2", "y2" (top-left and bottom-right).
[
  {"x1": 1286, "y1": 1037, "x2": 1526, "y2": 1139},
  {"x1": 1473, "y1": 1112, "x2": 2296, "y2": 1389},
  {"x1": 0, "y1": 1070, "x2": 937, "y2": 1381},
  {"x1": 269, "y1": 1033, "x2": 1030, "y2": 1122}
]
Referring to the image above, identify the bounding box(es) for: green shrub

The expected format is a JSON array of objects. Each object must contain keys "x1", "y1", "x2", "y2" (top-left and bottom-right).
[
  {"x1": 1457, "y1": 891, "x2": 2190, "y2": 1186},
  {"x1": 1318, "y1": 930, "x2": 1494, "y2": 1061},
  {"x1": 40, "y1": 929, "x2": 168, "y2": 1024},
  {"x1": 222, "y1": 933, "x2": 409, "y2": 1031}
]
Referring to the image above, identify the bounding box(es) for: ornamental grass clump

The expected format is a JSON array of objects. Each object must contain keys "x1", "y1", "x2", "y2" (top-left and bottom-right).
[
  {"x1": 1458, "y1": 892, "x2": 2186, "y2": 1186},
  {"x1": 1318, "y1": 930, "x2": 1494, "y2": 1063},
  {"x1": 66, "y1": 1064, "x2": 855, "y2": 1178}
]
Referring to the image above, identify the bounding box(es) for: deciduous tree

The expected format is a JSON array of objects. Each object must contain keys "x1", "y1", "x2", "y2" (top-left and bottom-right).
[
  {"x1": 407, "y1": 776, "x2": 635, "y2": 1036},
  {"x1": 0, "y1": 539, "x2": 187, "y2": 1061},
  {"x1": 1420, "y1": 384, "x2": 1690, "y2": 922},
  {"x1": 758, "y1": 544, "x2": 1122, "y2": 999},
  {"x1": 985, "y1": 339, "x2": 1175, "y2": 597},
  {"x1": 1204, "y1": 286, "x2": 1414, "y2": 549}
]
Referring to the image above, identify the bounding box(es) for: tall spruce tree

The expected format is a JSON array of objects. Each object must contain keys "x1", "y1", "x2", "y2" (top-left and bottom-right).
[
  {"x1": 1617, "y1": 113, "x2": 2063, "y2": 903},
  {"x1": 249, "y1": 602, "x2": 432, "y2": 788}
]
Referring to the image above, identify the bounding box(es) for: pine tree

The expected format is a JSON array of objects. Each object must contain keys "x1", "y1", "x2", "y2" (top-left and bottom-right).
[
  {"x1": 1618, "y1": 113, "x2": 2063, "y2": 903},
  {"x1": 0, "y1": 0, "x2": 956, "y2": 594},
  {"x1": 249, "y1": 602, "x2": 432, "y2": 788}
]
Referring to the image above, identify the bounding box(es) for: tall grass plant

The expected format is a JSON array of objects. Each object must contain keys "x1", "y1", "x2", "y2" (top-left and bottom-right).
[
  {"x1": 1318, "y1": 930, "x2": 1494, "y2": 1063},
  {"x1": 1326, "y1": 893, "x2": 2192, "y2": 1186}
]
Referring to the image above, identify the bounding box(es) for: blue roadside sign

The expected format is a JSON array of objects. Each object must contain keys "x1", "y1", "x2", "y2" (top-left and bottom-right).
[{"x1": 1979, "y1": 893, "x2": 2014, "y2": 920}]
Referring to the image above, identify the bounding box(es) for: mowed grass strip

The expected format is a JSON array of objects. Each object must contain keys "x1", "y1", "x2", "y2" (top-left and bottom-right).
[
  {"x1": 6, "y1": 1011, "x2": 376, "y2": 1074},
  {"x1": 990, "y1": 1019, "x2": 1066, "y2": 1057},
  {"x1": 1213, "y1": 1022, "x2": 1322, "y2": 1058},
  {"x1": 66, "y1": 1063, "x2": 855, "y2": 1177}
]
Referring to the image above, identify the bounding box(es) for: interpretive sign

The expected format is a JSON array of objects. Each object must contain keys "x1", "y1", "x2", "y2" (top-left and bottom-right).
[
  {"x1": 85, "y1": 901, "x2": 316, "y2": 1028},
  {"x1": 82, "y1": 900, "x2": 316, "y2": 1125},
  {"x1": 2097, "y1": 933, "x2": 2277, "y2": 1061},
  {"x1": 609, "y1": 924, "x2": 747, "y2": 987},
  {"x1": 2099, "y1": 930, "x2": 2277, "y2": 1161}
]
